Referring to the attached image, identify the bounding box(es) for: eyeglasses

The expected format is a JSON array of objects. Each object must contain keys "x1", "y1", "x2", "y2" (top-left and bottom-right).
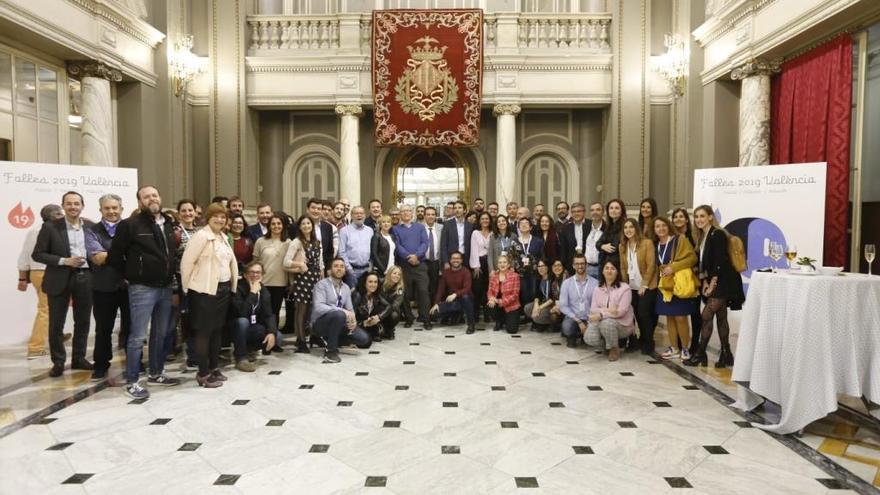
[{"x1": 246, "y1": 271, "x2": 263, "y2": 275}]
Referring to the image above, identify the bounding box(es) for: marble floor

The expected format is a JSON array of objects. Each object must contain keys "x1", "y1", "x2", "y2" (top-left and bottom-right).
[{"x1": 1, "y1": 323, "x2": 878, "y2": 495}]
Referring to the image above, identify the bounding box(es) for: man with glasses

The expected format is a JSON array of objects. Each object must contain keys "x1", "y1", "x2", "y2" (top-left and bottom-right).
[
  {"x1": 392, "y1": 205, "x2": 432, "y2": 329},
  {"x1": 230, "y1": 261, "x2": 276, "y2": 372},
  {"x1": 558, "y1": 253, "x2": 598, "y2": 348},
  {"x1": 554, "y1": 201, "x2": 570, "y2": 230},
  {"x1": 338, "y1": 206, "x2": 373, "y2": 288},
  {"x1": 311, "y1": 258, "x2": 371, "y2": 363}
]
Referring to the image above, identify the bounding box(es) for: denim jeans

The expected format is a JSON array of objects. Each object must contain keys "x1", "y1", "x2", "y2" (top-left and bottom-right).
[
  {"x1": 314, "y1": 311, "x2": 371, "y2": 352},
  {"x1": 344, "y1": 267, "x2": 369, "y2": 289},
  {"x1": 561, "y1": 316, "x2": 584, "y2": 338},
  {"x1": 231, "y1": 317, "x2": 268, "y2": 360},
  {"x1": 126, "y1": 284, "x2": 173, "y2": 383},
  {"x1": 436, "y1": 294, "x2": 476, "y2": 326},
  {"x1": 586, "y1": 264, "x2": 600, "y2": 280}
]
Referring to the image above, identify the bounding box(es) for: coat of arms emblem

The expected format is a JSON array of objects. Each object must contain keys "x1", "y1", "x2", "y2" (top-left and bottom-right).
[{"x1": 394, "y1": 36, "x2": 459, "y2": 122}]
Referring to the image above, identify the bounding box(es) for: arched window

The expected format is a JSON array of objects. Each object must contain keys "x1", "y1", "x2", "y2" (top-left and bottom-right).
[
  {"x1": 291, "y1": 153, "x2": 338, "y2": 214},
  {"x1": 522, "y1": 153, "x2": 567, "y2": 208}
]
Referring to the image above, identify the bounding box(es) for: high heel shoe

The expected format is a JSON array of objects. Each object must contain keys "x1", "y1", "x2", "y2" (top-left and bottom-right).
[
  {"x1": 715, "y1": 346, "x2": 734, "y2": 369},
  {"x1": 683, "y1": 351, "x2": 708, "y2": 367}
]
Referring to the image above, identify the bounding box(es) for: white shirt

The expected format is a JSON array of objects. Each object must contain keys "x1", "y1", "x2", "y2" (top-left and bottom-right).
[
  {"x1": 382, "y1": 234, "x2": 395, "y2": 273},
  {"x1": 215, "y1": 235, "x2": 233, "y2": 282},
  {"x1": 455, "y1": 218, "x2": 466, "y2": 253},
  {"x1": 573, "y1": 221, "x2": 585, "y2": 253},
  {"x1": 586, "y1": 222, "x2": 603, "y2": 265},
  {"x1": 627, "y1": 246, "x2": 642, "y2": 289}
]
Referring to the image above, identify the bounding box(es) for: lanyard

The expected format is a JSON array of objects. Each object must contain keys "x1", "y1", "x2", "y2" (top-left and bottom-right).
[
  {"x1": 520, "y1": 236, "x2": 531, "y2": 255},
  {"x1": 334, "y1": 282, "x2": 343, "y2": 307},
  {"x1": 500, "y1": 236, "x2": 509, "y2": 251},
  {"x1": 657, "y1": 237, "x2": 673, "y2": 264},
  {"x1": 575, "y1": 277, "x2": 589, "y2": 300},
  {"x1": 541, "y1": 279, "x2": 549, "y2": 299},
  {"x1": 251, "y1": 291, "x2": 260, "y2": 315}
]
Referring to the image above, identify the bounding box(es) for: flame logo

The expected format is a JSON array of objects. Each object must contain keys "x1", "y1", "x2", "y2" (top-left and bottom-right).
[{"x1": 8, "y1": 202, "x2": 35, "y2": 229}]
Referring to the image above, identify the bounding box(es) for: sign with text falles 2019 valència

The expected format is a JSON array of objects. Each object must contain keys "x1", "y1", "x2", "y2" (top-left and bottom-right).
[
  {"x1": 0, "y1": 161, "x2": 138, "y2": 345},
  {"x1": 693, "y1": 162, "x2": 827, "y2": 290}
]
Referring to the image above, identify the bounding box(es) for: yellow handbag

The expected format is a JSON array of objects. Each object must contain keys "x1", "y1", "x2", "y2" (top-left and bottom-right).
[{"x1": 673, "y1": 269, "x2": 699, "y2": 299}]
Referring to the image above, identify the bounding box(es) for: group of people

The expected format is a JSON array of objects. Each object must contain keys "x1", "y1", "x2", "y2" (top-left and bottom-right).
[{"x1": 17, "y1": 188, "x2": 745, "y2": 399}]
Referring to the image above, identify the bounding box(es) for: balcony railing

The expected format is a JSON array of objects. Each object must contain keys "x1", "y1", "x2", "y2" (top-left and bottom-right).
[{"x1": 247, "y1": 12, "x2": 612, "y2": 54}]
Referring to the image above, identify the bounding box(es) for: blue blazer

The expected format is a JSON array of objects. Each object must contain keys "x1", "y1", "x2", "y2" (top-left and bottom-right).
[{"x1": 439, "y1": 218, "x2": 474, "y2": 267}]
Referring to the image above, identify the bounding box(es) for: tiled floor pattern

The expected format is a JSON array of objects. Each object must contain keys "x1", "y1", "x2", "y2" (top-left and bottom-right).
[{"x1": 0, "y1": 324, "x2": 875, "y2": 494}]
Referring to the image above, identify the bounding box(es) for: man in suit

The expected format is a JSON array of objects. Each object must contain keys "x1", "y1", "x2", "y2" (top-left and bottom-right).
[
  {"x1": 246, "y1": 203, "x2": 273, "y2": 242},
  {"x1": 559, "y1": 202, "x2": 589, "y2": 274},
  {"x1": 423, "y1": 206, "x2": 443, "y2": 301},
  {"x1": 32, "y1": 191, "x2": 94, "y2": 377},
  {"x1": 440, "y1": 200, "x2": 473, "y2": 271},
  {"x1": 305, "y1": 197, "x2": 336, "y2": 275}
]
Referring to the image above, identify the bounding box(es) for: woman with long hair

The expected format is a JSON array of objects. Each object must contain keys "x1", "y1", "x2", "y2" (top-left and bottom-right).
[
  {"x1": 252, "y1": 214, "x2": 290, "y2": 344},
  {"x1": 180, "y1": 203, "x2": 237, "y2": 387},
  {"x1": 513, "y1": 217, "x2": 543, "y2": 306},
  {"x1": 370, "y1": 215, "x2": 396, "y2": 277},
  {"x1": 353, "y1": 273, "x2": 391, "y2": 342},
  {"x1": 283, "y1": 215, "x2": 324, "y2": 352},
  {"x1": 586, "y1": 261, "x2": 635, "y2": 361},
  {"x1": 380, "y1": 265, "x2": 405, "y2": 340},
  {"x1": 548, "y1": 259, "x2": 568, "y2": 331},
  {"x1": 169, "y1": 199, "x2": 200, "y2": 367},
  {"x1": 487, "y1": 254, "x2": 521, "y2": 333},
  {"x1": 470, "y1": 211, "x2": 495, "y2": 323},
  {"x1": 487, "y1": 214, "x2": 515, "y2": 271},
  {"x1": 639, "y1": 198, "x2": 659, "y2": 239},
  {"x1": 227, "y1": 213, "x2": 253, "y2": 274},
  {"x1": 653, "y1": 216, "x2": 698, "y2": 361},
  {"x1": 684, "y1": 205, "x2": 745, "y2": 368},
  {"x1": 671, "y1": 207, "x2": 702, "y2": 355},
  {"x1": 597, "y1": 198, "x2": 626, "y2": 268},
  {"x1": 619, "y1": 217, "x2": 658, "y2": 354},
  {"x1": 523, "y1": 258, "x2": 562, "y2": 332},
  {"x1": 536, "y1": 214, "x2": 560, "y2": 262}
]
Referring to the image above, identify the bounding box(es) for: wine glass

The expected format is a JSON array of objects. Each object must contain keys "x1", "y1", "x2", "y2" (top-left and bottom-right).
[
  {"x1": 867, "y1": 244, "x2": 876, "y2": 276},
  {"x1": 769, "y1": 242, "x2": 783, "y2": 273},
  {"x1": 785, "y1": 243, "x2": 798, "y2": 270}
]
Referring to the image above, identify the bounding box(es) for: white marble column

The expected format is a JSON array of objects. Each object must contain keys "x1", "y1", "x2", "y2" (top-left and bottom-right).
[
  {"x1": 335, "y1": 104, "x2": 363, "y2": 207},
  {"x1": 67, "y1": 61, "x2": 122, "y2": 167},
  {"x1": 493, "y1": 104, "x2": 521, "y2": 207},
  {"x1": 731, "y1": 59, "x2": 780, "y2": 166}
]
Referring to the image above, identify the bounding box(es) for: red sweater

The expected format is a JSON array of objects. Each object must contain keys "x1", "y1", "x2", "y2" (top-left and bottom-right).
[{"x1": 434, "y1": 267, "x2": 473, "y2": 305}]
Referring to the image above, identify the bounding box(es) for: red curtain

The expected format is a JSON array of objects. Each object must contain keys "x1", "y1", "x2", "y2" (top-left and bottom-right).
[{"x1": 771, "y1": 35, "x2": 852, "y2": 267}]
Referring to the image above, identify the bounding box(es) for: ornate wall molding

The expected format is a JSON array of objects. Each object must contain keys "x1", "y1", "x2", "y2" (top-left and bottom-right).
[
  {"x1": 67, "y1": 60, "x2": 124, "y2": 81},
  {"x1": 731, "y1": 58, "x2": 781, "y2": 79},
  {"x1": 334, "y1": 104, "x2": 363, "y2": 117},
  {"x1": 694, "y1": 0, "x2": 778, "y2": 48},
  {"x1": 246, "y1": 62, "x2": 613, "y2": 74},
  {"x1": 67, "y1": 0, "x2": 164, "y2": 47},
  {"x1": 493, "y1": 104, "x2": 522, "y2": 117}
]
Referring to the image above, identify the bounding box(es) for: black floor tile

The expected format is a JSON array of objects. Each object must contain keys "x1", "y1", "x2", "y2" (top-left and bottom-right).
[
  {"x1": 532, "y1": 372, "x2": 545, "y2": 377},
  {"x1": 266, "y1": 419, "x2": 286, "y2": 427},
  {"x1": 501, "y1": 421, "x2": 519, "y2": 428},
  {"x1": 337, "y1": 401, "x2": 353, "y2": 407},
  {"x1": 520, "y1": 351, "x2": 532, "y2": 355},
  {"x1": 511, "y1": 335, "x2": 522, "y2": 338},
  {"x1": 619, "y1": 372, "x2": 634, "y2": 377},
  {"x1": 617, "y1": 421, "x2": 637, "y2": 428},
  {"x1": 445, "y1": 351, "x2": 456, "y2": 355},
  {"x1": 444, "y1": 372, "x2": 457, "y2": 377},
  {"x1": 369, "y1": 350, "x2": 380, "y2": 354},
  {"x1": 566, "y1": 361, "x2": 579, "y2": 364},
  {"x1": 816, "y1": 478, "x2": 847, "y2": 489},
  {"x1": 646, "y1": 360, "x2": 660, "y2": 364},
  {"x1": 232, "y1": 400, "x2": 250, "y2": 406},
  {"x1": 46, "y1": 442, "x2": 73, "y2": 451},
  {"x1": 128, "y1": 398, "x2": 148, "y2": 405},
  {"x1": 61, "y1": 473, "x2": 94, "y2": 484},
  {"x1": 383, "y1": 421, "x2": 401, "y2": 428},
  {"x1": 485, "y1": 361, "x2": 497, "y2": 365},
  {"x1": 395, "y1": 385, "x2": 409, "y2": 390},
  {"x1": 268, "y1": 370, "x2": 282, "y2": 375},
  {"x1": 683, "y1": 385, "x2": 699, "y2": 390},
  {"x1": 653, "y1": 402, "x2": 672, "y2": 408},
  {"x1": 549, "y1": 402, "x2": 565, "y2": 408},
  {"x1": 214, "y1": 474, "x2": 240, "y2": 486},
  {"x1": 733, "y1": 421, "x2": 753, "y2": 428},
  {"x1": 409, "y1": 343, "x2": 420, "y2": 346},
  {"x1": 365, "y1": 476, "x2": 387, "y2": 487},
  {"x1": 480, "y1": 342, "x2": 491, "y2": 346},
  {"x1": 514, "y1": 477, "x2": 539, "y2": 488},
  {"x1": 299, "y1": 384, "x2": 315, "y2": 389},
  {"x1": 664, "y1": 477, "x2": 692, "y2": 488},
  {"x1": 572, "y1": 446, "x2": 594, "y2": 454},
  {"x1": 445, "y1": 335, "x2": 455, "y2": 339},
  {"x1": 587, "y1": 386, "x2": 603, "y2": 391},
  {"x1": 550, "y1": 342, "x2": 562, "y2": 346},
  {"x1": 441, "y1": 445, "x2": 461, "y2": 454},
  {"x1": 703, "y1": 445, "x2": 728, "y2": 454},
  {"x1": 309, "y1": 444, "x2": 330, "y2": 453},
  {"x1": 178, "y1": 442, "x2": 202, "y2": 451},
  {"x1": 35, "y1": 417, "x2": 57, "y2": 425},
  {"x1": 403, "y1": 360, "x2": 416, "y2": 365},
  {"x1": 150, "y1": 418, "x2": 172, "y2": 425},
  {"x1": 355, "y1": 371, "x2": 369, "y2": 376},
  {"x1": 491, "y1": 386, "x2": 506, "y2": 391},
  {"x1": 443, "y1": 402, "x2": 458, "y2": 408}
]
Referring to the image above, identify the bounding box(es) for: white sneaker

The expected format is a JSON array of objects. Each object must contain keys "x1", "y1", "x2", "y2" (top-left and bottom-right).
[
  {"x1": 680, "y1": 348, "x2": 690, "y2": 360},
  {"x1": 660, "y1": 346, "x2": 680, "y2": 360}
]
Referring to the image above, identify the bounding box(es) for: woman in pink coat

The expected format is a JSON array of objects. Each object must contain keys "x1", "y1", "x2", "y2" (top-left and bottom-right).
[{"x1": 586, "y1": 261, "x2": 635, "y2": 361}]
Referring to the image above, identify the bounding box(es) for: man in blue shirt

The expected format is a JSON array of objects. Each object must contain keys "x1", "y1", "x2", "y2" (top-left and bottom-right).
[
  {"x1": 391, "y1": 205, "x2": 432, "y2": 330},
  {"x1": 311, "y1": 258, "x2": 371, "y2": 363},
  {"x1": 338, "y1": 206, "x2": 373, "y2": 288},
  {"x1": 558, "y1": 253, "x2": 599, "y2": 348}
]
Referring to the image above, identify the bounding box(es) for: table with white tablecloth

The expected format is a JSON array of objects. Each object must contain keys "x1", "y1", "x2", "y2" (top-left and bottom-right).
[{"x1": 731, "y1": 271, "x2": 880, "y2": 434}]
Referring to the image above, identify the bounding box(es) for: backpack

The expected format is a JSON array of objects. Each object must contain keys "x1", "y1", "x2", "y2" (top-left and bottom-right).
[{"x1": 727, "y1": 234, "x2": 747, "y2": 272}]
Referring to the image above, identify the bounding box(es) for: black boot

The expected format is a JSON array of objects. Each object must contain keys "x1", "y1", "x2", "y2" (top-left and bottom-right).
[
  {"x1": 566, "y1": 334, "x2": 578, "y2": 348},
  {"x1": 715, "y1": 345, "x2": 734, "y2": 369},
  {"x1": 684, "y1": 336, "x2": 709, "y2": 367}
]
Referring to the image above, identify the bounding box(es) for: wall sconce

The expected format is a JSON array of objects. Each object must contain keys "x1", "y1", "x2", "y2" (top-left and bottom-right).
[
  {"x1": 170, "y1": 34, "x2": 203, "y2": 97},
  {"x1": 653, "y1": 34, "x2": 689, "y2": 98}
]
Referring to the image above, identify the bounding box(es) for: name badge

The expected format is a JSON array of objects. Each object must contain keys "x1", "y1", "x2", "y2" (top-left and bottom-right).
[
  {"x1": 500, "y1": 250, "x2": 507, "y2": 257},
  {"x1": 522, "y1": 256, "x2": 529, "y2": 266},
  {"x1": 250, "y1": 314, "x2": 257, "y2": 325},
  {"x1": 579, "y1": 302, "x2": 586, "y2": 312}
]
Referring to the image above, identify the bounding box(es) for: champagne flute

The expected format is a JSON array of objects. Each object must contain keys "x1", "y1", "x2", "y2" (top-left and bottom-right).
[
  {"x1": 769, "y1": 242, "x2": 783, "y2": 273},
  {"x1": 867, "y1": 244, "x2": 876, "y2": 276},
  {"x1": 785, "y1": 243, "x2": 797, "y2": 270}
]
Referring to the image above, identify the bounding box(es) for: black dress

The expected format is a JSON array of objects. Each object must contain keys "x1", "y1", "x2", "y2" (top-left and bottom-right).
[
  {"x1": 697, "y1": 228, "x2": 745, "y2": 310},
  {"x1": 290, "y1": 243, "x2": 322, "y2": 304}
]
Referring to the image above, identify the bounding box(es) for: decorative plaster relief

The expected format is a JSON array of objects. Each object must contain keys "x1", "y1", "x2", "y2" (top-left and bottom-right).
[
  {"x1": 101, "y1": 27, "x2": 118, "y2": 47},
  {"x1": 337, "y1": 74, "x2": 359, "y2": 90},
  {"x1": 497, "y1": 74, "x2": 517, "y2": 89}
]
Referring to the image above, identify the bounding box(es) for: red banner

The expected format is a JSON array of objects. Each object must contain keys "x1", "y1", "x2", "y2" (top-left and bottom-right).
[{"x1": 372, "y1": 9, "x2": 483, "y2": 147}]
